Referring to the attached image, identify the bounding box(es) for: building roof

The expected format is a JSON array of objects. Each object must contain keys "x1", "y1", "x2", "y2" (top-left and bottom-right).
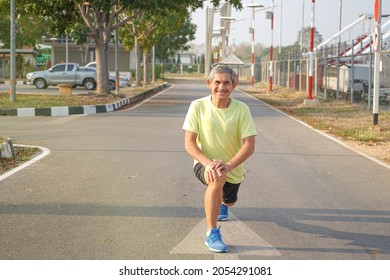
[{"x1": 217, "y1": 54, "x2": 245, "y2": 65}]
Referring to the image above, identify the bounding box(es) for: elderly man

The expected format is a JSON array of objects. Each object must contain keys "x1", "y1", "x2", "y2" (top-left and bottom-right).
[{"x1": 183, "y1": 65, "x2": 257, "y2": 253}]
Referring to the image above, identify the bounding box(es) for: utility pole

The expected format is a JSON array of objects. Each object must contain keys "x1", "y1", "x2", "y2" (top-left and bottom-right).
[
  {"x1": 337, "y1": 0, "x2": 343, "y2": 100},
  {"x1": 251, "y1": 8, "x2": 255, "y2": 86},
  {"x1": 307, "y1": 0, "x2": 315, "y2": 100},
  {"x1": 268, "y1": 0, "x2": 274, "y2": 92},
  {"x1": 115, "y1": 1, "x2": 120, "y2": 94},
  {"x1": 243, "y1": 3, "x2": 264, "y2": 86},
  {"x1": 300, "y1": 0, "x2": 304, "y2": 92},
  {"x1": 10, "y1": 0, "x2": 16, "y2": 102},
  {"x1": 279, "y1": 0, "x2": 283, "y2": 54},
  {"x1": 205, "y1": 6, "x2": 215, "y2": 77},
  {"x1": 372, "y1": 0, "x2": 381, "y2": 125}
]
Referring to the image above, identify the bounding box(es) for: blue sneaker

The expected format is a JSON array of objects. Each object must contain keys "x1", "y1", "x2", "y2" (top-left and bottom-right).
[
  {"x1": 217, "y1": 204, "x2": 228, "y2": 221},
  {"x1": 205, "y1": 227, "x2": 228, "y2": 253}
]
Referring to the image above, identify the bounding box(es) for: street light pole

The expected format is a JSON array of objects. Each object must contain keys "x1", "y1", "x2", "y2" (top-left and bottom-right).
[
  {"x1": 205, "y1": 6, "x2": 215, "y2": 77},
  {"x1": 373, "y1": 0, "x2": 382, "y2": 125},
  {"x1": 269, "y1": 0, "x2": 274, "y2": 92},
  {"x1": 279, "y1": 0, "x2": 283, "y2": 54},
  {"x1": 115, "y1": 1, "x2": 120, "y2": 94},
  {"x1": 220, "y1": 15, "x2": 235, "y2": 57},
  {"x1": 300, "y1": 0, "x2": 305, "y2": 92},
  {"x1": 307, "y1": 0, "x2": 316, "y2": 100},
  {"x1": 251, "y1": 8, "x2": 255, "y2": 86},
  {"x1": 219, "y1": 3, "x2": 228, "y2": 62},
  {"x1": 244, "y1": 3, "x2": 263, "y2": 87},
  {"x1": 338, "y1": 0, "x2": 343, "y2": 43},
  {"x1": 10, "y1": 0, "x2": 16, "y2": 102}
]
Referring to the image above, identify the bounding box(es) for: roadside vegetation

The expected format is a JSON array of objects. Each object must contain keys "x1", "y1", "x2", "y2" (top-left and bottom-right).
[
  {"x1": 0, "y1": 92, "x2": 123, "y2": 109},
  {"x1": 0, "y1": 136, "x2": 39, "y2": 175},
  {"x1": 241, "y1": 83, "x2": 390, "y2": 164},
  {"x1": 0, "y1": 81, "x2": 164, "y2": 110}
]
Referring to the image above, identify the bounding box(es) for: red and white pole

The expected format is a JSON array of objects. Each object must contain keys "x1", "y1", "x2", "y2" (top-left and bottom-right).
[
  {"x1": 308, "y1": 0, "x2": 316, "y2": 100},
  {"x1": 251, "y1": 8, "x2": 255, "y2": 86},
  {"x1": 372, "y1": 0, "x2": 381, "y2": 125},
  {"x1": 269, "y1": 0, "x2": 274, "y2": 92}
]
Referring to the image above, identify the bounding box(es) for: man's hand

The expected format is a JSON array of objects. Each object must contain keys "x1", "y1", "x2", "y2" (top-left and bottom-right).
[{"x1": 204, "y1": 160, "x2": 231, "y2": 184}]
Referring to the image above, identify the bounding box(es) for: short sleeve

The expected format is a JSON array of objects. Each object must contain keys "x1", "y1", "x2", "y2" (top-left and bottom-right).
[
  {"x1": 182, "y1": 101, "x2": 199, "y2": 134},
  {"x1": 240, "y1": 105, "x2": 257, "y2": 139}
]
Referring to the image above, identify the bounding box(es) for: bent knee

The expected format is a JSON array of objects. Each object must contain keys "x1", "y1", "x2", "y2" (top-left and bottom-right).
[
  {"x1": 205, "y1": 171, "x2": 227, "y2": 186},
  {"x1": 207, "y1": 177, "x2": 227, "y2": 190}
]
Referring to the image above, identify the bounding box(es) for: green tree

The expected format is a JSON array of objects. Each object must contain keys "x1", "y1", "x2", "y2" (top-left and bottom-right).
[
  {"x1": 294, "y1": 26, "x2": 323, "y2": 50},
  {"x1": 120, "y1": 8, "x2": 196, "y2": 86},
  {"x1": 13, "y1": 0, "x2": 242, "y2": 93},
  {"x1": 233, "y1": 42, "x2": 265, "y2": 62},
  {"x1": 155, "y1": 15, "x2": 196, "y2": 62},
  {"x1": 143, "y1": 12, "x2": 196, "y2": 85},
  {"x1": 0, "y1": 0, "x2": 50, "y2": 78},
  {"x1": 67, "y1": 22, "x2": 92, "y2": 66},
  {"x1": 0, "y1": 0, "x2": 49, "y2": 48}
]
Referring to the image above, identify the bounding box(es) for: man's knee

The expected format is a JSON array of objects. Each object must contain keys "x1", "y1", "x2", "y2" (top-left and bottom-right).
[
  {"x1": 204, "y1": 170, "x2": 227, "y2": 185},
  {"x1": 206, "y1": 172, "x2": 227, "y2": 187},
  {"x1": 206, "y1": 177, "x2": 226, "y2": 191}
]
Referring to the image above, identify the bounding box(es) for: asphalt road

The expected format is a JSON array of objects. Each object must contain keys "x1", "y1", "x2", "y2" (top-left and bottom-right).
[{"x1": 0, "y1": 81, "x2": 389, "y2": 260}]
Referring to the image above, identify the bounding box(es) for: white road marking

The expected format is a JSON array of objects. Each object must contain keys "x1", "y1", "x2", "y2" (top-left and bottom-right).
[
  {"x1": 118, "y1": 84, "x2": 175, "y2": 112},
  {"x1": 0, "y1": 145, "x2": 50, "y2": 182},
  {"x1": 170, "y1": 211, "x2": 282, "y2": 259}
]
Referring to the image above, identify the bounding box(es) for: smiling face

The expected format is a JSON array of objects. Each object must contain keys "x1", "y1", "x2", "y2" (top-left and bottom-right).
[{"x1": 206, "y1": 72, "x2": 237, "y2": 106}]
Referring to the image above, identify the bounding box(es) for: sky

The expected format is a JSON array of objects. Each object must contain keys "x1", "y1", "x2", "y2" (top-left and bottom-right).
[{"x1": 190, "y1": 0, "x2": 390, "y2": 49}]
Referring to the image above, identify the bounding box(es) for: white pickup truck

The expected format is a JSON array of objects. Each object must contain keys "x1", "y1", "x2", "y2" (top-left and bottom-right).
[{"x1": 26, "y1": 63, "x2": 98, "y2": 90}]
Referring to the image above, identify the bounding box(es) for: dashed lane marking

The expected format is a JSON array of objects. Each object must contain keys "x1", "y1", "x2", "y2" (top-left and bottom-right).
[{"x1": 170, "y1": 211, "x2": 282, "y2": 259}]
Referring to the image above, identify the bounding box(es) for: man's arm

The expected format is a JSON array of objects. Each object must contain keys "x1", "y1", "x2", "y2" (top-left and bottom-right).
[
  {"x1": 221, "y1": 135, "x2": 256, "y2": 172},
  {"x1": 184, "y1": 131, "x2": 211, "y2": 166},
  {"x1": 184, "y1": 130, "x2": 223, "y2": 183}
]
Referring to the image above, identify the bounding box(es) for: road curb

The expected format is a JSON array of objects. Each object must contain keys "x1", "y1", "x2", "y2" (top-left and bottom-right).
[
  {"x1": 0, "y1": 145, "x2": 50, "y2": 182},
  {"x1": 0, "y1": 83, "x2": 170, "y2": 117}
]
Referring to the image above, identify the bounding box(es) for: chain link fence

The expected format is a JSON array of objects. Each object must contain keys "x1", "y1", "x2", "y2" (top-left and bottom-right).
[{"x1": 259, "y1": 41, "x2": 390, "y2": 109}]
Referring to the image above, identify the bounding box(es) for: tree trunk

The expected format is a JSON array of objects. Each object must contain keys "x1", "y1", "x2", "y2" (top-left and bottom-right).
[
  {"x1": 134, "y1": 37, "x2": 142, "y2": 87},
  {"x1": 79, "y1": 3, "x2": 138, "y2": 94},
  {"x1": 143, "y1": 49, "x2": 150, "y2": 86},
  {"x1": 95, "y1": 23, "x2": 111, "y2": 94}
]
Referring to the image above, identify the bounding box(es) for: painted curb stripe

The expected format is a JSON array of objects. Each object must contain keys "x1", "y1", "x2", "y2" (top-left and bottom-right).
[{"x1": 2, "y1": 84, "x2": 170, "y2": 117}]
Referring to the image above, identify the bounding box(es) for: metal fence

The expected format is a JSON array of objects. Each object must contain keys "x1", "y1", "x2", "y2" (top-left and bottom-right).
[{"x1": 259, "y1": 41, "x2": 390, "y2": 109}]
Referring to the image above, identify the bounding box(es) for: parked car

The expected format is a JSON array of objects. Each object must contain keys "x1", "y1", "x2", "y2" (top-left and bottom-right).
[
  {"x1": 26, "y1": 63, "x2": 97, "y2": 90},
  {"x1": 85, "y1": 62, "x2": 96, "y2": 68},
  {"x1": 85, "y1": 61, "x2": 127, "y2": 89}
]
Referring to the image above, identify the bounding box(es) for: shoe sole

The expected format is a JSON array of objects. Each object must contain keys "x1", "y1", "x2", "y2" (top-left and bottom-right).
[
  {"x1": 204, "y1": 241, "x2": 228, "y2": 253},
  {"x1": 217, "y1": 217, "x2": 228, "y2": 221}
]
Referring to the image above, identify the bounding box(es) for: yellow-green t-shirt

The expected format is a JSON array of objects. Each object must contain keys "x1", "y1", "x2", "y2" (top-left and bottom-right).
[{"x1": 183, "y1": 96, "x2": 257, "y2": 184}]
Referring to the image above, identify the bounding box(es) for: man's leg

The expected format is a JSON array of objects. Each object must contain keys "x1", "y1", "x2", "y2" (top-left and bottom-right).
[
  {"x1": 204, "y1": 172, "x2": 228, "y2": 253},
  {"x1": 218, "y1": 182, "x2": 240, "y2": 221},
  {"x1": 204, "y1": 175, "x2": 226, "y2": 231}
]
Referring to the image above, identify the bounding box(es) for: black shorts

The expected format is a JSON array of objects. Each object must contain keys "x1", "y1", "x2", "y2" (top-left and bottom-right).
[{"x1": 194, "y1": 163, "x2": 241, "y2": 204}]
